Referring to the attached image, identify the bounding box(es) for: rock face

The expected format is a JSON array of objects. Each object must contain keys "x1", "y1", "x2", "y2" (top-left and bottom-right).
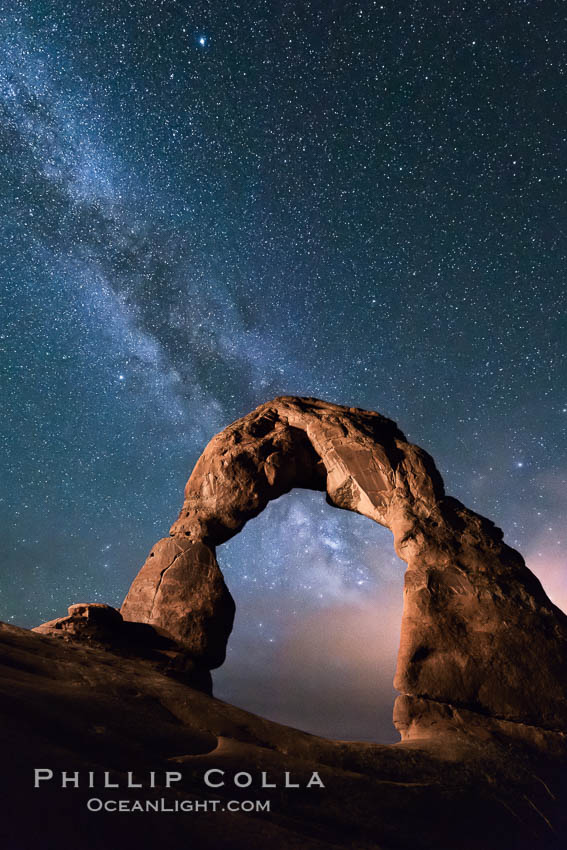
[
  {"x1": 121, "y1": 396, "x2": 567, "y2": 739},
  {"x1": 121, "y1": 537, "x2": 235, "y2": 671}
]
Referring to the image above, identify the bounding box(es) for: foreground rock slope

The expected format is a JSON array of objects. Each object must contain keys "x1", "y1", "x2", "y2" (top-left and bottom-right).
[{"x1": 1, "y1": 619, "x2": 566, "y2": 850}]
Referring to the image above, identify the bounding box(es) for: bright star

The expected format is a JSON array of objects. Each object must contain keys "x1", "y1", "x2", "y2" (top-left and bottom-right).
[{"x1": 198, "y1": 36, "x2": 206, "y2": 46}]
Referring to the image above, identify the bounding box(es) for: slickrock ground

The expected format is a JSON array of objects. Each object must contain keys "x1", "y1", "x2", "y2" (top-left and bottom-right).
[
  {"x1": 3, "y1": 397, "x2": 566, "y2": 849},
  {"x1": 0, "y1": 619, "x2": 565, "y2": 850}
]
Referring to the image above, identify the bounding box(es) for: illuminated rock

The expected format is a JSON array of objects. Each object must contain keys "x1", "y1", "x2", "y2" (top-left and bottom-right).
[{"x1": 121, "y1": 396, "x2": 567, "y2": 735}]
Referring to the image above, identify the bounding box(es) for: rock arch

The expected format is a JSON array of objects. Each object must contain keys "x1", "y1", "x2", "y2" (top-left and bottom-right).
[{"x1": 121, "y1": 396, "x2": 567, "y2": 739}]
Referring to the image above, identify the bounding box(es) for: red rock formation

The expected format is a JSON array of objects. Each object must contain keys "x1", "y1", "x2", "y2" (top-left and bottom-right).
[{"x1": 121, "y1": 396, "x2": 567, "y2": 739}]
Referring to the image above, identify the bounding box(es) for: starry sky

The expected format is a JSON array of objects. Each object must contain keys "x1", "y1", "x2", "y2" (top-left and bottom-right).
[{"x1": 1, "y1": 0, "x2": 566, "y2": 743}]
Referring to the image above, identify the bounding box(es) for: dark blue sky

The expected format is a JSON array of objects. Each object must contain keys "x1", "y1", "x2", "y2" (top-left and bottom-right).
[{"x1": 1, "y1": 0, "x2": 566, "y2": 742}]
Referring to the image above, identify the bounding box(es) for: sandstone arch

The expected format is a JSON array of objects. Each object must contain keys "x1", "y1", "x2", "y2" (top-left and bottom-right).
[{"x1": 121, "y1": 396, "x2": 567, "y2": 739}]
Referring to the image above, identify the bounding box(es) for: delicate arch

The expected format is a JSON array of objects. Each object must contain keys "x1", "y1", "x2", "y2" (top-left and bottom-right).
[{"x1": 121, "y1": 396, "x2": 567, "y2": 739}]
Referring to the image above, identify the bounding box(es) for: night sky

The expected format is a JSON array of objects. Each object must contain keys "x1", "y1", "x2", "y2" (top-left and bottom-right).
[{"x1": 1, "y1": 0, "x2": 566, "y2": 743}]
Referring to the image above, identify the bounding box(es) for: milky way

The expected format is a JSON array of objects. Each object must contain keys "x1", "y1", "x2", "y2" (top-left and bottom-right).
[{"x1": 1, "y1": 1, "x2": 566, "y2": 742}]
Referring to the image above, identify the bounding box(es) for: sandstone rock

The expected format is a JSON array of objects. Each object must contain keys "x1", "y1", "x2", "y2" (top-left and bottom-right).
[
  {"x1": 34, "y1": 602, "x2": 213, "y2": 692},
  {"x1": 121, "y1": 537, "x2": 235, "y2": 669},
  {"x1": 121, "y1": 396, "x2": 567, "y2": 738},
  {"x1": 34, "y1": 603, "x2": 124, "y2": 639}
]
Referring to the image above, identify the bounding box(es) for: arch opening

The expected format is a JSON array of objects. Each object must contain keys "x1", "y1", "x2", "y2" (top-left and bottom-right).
[{"x1": 213, "y1": 488, "x2": 405, "y2": 743}]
